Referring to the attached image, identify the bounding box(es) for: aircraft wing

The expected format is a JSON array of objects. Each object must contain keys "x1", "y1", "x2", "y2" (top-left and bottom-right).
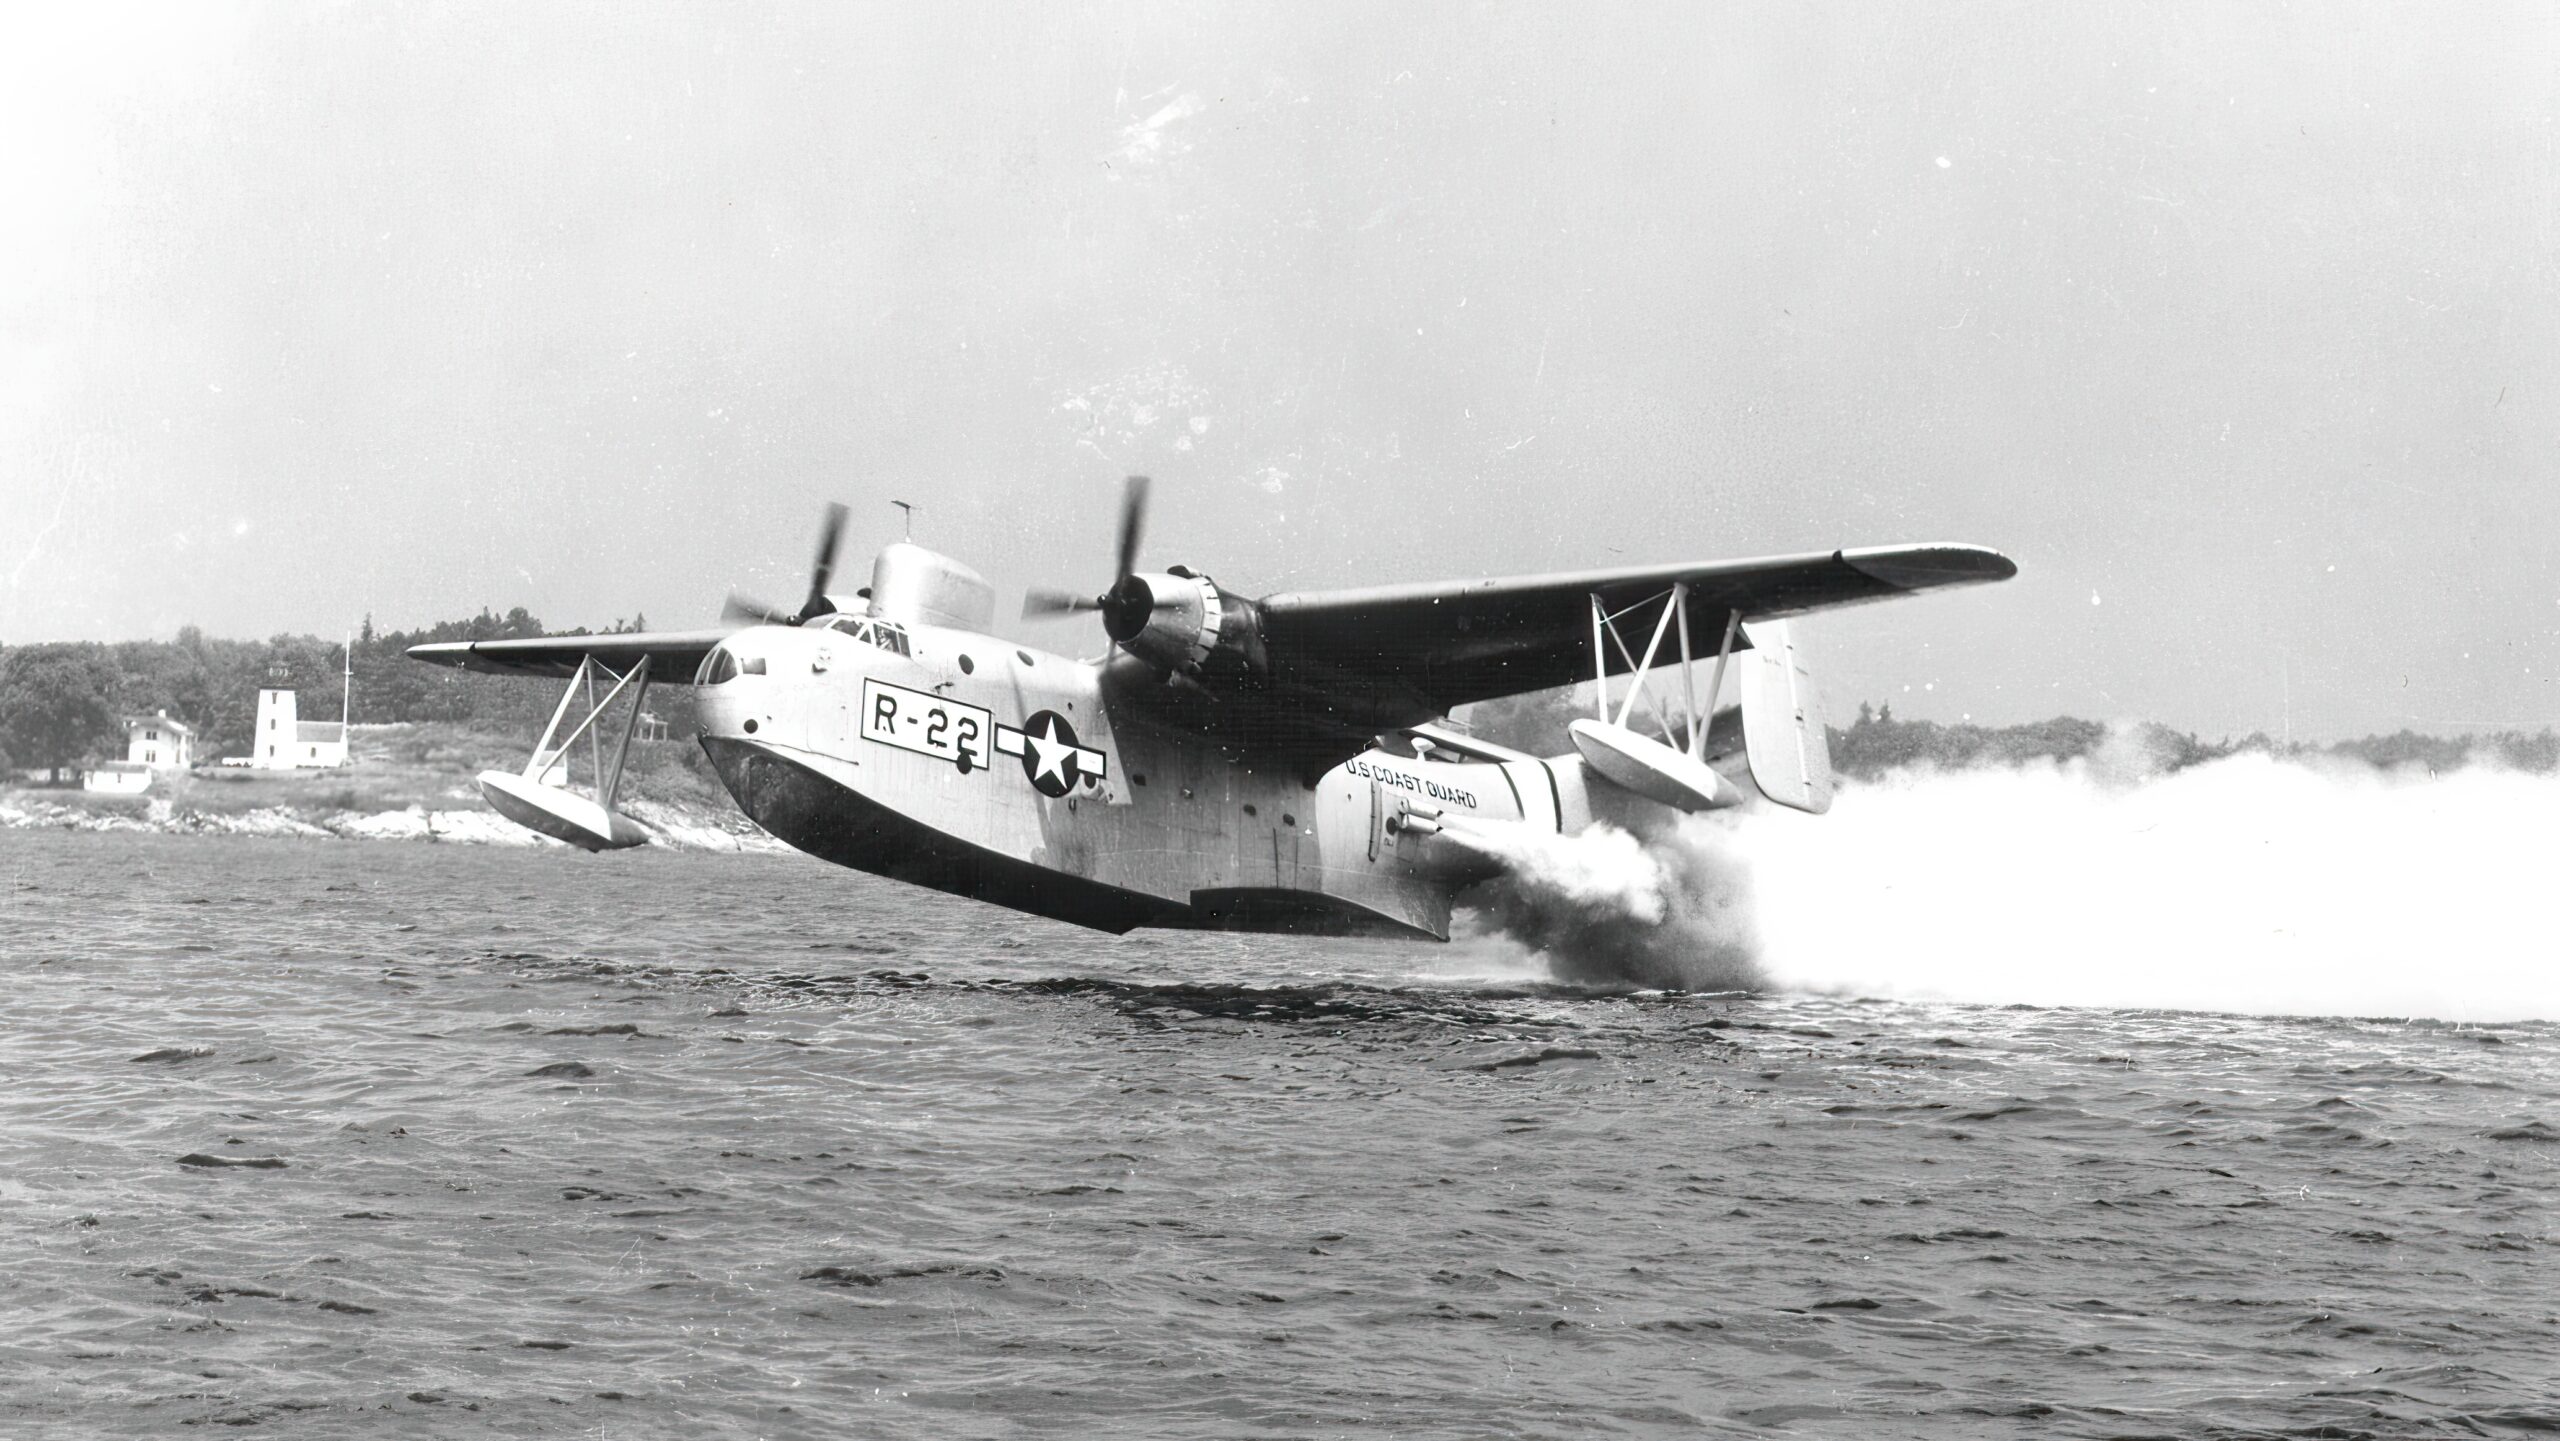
[
  {"x1": 1254, "y1": 543, "x2": 2016, "y2": 721},
  {"x1": 404, "y1": 628, "x2": 733, "y2": 681}
]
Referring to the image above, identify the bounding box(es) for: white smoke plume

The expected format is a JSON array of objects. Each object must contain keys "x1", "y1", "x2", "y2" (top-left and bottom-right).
[
  {"x1": 1738, "y1": 750, "x2": 2560, "y2": 1023},
  {"x1": 1453, "y1": 815, "x2": 1763, "y2": 992},
  {"x1": 1450, "y1": 742, "x2": 2559, "y2": 1021}
]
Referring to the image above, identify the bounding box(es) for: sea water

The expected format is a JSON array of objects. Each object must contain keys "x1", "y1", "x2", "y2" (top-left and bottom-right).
[{"x1": 2, "y1": 822, "x2": 2553, "y2": 1438}]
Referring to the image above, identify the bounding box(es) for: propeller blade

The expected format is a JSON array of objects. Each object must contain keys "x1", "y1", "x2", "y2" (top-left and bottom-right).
[
  {"x1": 1021, "y1": 477, "x2": 1150, "y2": 625},
  {"x1": 1022, "y1": 587, "x2": 1102, "y2": 620},
  {"x1": 723, "y1": 591, "x2": 795, "y2": 626},
  {"x1": 799, "y1": 501, "x2": 850, "y2": 622},
  {"x1": 1113, "y1": 475, "x2": 1150, "y2": 582}
]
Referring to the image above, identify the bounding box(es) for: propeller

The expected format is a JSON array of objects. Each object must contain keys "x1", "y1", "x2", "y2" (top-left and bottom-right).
[
  {"x1": 725, "y1": 501, "x2": 850, "y2": 626},
  {"x1": 1022, "y1": 475, "x2": 1151, "y2": 623}
]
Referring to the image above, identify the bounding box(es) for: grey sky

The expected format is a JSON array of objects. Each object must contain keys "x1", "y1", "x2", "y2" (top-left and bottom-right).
[{"x1": 4, "y1": 1, "x2": 2551, "y2": 738}]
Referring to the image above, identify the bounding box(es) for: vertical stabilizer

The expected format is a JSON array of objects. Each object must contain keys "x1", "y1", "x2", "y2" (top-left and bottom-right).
[{"x1": 1738, "y1": 620, "x2": 1833, "y2": 814}]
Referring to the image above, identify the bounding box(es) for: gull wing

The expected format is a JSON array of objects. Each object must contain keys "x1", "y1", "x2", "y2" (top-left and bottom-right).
[
  {"x1": 404, "y1": 628, "x2": 734, "y2": 681},
  {"x1": 1253, "y1": 543, "x2": 2017, "y2": 722}
]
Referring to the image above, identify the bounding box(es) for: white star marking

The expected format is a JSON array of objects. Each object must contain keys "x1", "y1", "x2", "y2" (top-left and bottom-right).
[{"x1": 1024, "y1": 716, "x2": 1076, "y2": 788}]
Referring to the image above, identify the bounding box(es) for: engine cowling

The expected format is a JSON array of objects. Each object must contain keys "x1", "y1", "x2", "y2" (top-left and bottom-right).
[{"x1": 1101, "y1": 568, "x2": 1267, "y2": 677}]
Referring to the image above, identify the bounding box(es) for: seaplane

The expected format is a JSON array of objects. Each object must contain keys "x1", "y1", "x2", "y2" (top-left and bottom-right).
[{"x1": 408, "y1": 480, "x2": 2014, "y2": 939}]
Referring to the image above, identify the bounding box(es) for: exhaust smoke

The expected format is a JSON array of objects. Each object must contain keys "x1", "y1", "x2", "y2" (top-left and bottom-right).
[{"x1": 1451, "y1": 815, "x2": 1764, "y2": 992}]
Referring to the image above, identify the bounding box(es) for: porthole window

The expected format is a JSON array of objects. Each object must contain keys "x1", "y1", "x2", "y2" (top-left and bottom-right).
[
  {"x1": 1282, "y1": 813, "x2": 1296, "y2": 827},
  {"x1": 1016, "y1": 650, "x2": 1034, "y2": 667},
  {"x1": 958, "y1": 654, "x2": 975, "y2": 675},
  {"x1": 1242, "y1": 803, "x2": 1258, "y2": 817}
]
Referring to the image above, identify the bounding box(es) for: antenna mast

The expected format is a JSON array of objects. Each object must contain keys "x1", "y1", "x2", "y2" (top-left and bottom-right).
[{"x1": 892, "y1": 500, "x2": 915, "y2": 540}]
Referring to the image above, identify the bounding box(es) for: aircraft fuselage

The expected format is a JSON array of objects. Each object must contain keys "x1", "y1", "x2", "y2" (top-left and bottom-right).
[{"x1": 692, "y1": 617, "x2": 1607, "y2": 938}]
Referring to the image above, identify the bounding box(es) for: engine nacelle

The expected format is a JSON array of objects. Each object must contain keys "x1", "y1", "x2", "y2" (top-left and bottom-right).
[{"x1": 1101, "y1": 568, "x2": 1267, "y2": 677}]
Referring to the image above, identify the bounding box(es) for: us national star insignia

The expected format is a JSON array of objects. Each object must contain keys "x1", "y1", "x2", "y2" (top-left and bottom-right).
[{"x1": 992, "y1": 710, "x2": 1109, "y2": 798}]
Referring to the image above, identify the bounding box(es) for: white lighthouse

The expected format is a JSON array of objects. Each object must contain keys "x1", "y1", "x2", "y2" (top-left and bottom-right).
[{"x1": 248, "y1": 641, "x2": 354, "y2": 769}]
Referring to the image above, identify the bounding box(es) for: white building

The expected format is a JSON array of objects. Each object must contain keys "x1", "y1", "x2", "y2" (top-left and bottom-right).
[
  {"x1": 251, "y1": 688, "x2": 349, "y2": 769},
  {"x1": 82, "y1": 763, "x2": 153, "y2": 794},
  {"x1": 82, "y1": 711, "x2": 196, "y2": 793},
  {"x1": 124, "y1": 711, "x2": 195, "y2": 770}
]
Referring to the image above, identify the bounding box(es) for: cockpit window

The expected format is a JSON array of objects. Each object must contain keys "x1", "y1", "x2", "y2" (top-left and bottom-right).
[
  {"x1": 695, "y1": 646, "x2": 739, "y2": 685},
  {"x1": 816, "y1": 614, "x2": 911, "y2": 656}
]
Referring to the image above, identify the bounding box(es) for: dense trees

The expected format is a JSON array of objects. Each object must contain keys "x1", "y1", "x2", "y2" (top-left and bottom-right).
[
  {"x1": 1462, "y1": 684, "x2": 2557, "y2": 780},
  {"x1": 1830, "y1": 709, "x2": 2114, "y2": 776},
  {"x1": 1826, "y1": 708, "x2": 2558, "y2": 778},
  {"x1": 0, "y1": 645, "x2": 121, "y2": 780}
]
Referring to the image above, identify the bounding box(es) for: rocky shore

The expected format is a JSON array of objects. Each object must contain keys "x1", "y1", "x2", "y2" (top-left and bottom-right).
[
  {"x1": 1, "y1": 724, "x2": 782, "y2": 852},
  {"x1": 0, "y1": 789, "x2": 784, "y2": 851}
]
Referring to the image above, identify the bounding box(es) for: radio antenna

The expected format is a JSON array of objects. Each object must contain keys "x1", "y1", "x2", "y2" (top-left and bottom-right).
[{"x1": 891, "y1": 500, "x2": 916, "y2": 540}]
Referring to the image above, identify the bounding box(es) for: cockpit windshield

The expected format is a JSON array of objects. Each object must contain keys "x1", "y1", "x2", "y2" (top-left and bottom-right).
[
  {"x1": 694, "y1": 644, "x2": 767, "y2": 684},
  {"x1": 814, "y1": 613, "x2": 912, "y2": 657}
]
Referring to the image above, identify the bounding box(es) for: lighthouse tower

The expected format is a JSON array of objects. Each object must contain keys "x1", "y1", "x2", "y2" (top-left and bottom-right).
[{"x1": 251, "y1": 688, "x2": 299, "y2": 768}]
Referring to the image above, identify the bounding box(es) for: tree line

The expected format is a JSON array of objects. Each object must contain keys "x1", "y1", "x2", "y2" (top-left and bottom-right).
[
  {"x1": 1828, "y1": 702, "x2": 2559, "y2": 778},
  {"x1": 1463, "y1": 686, "x2": 2556, "y2": 779},
  {"x1": 0, "y1": 611, "x2": 691, "y2": 777}
]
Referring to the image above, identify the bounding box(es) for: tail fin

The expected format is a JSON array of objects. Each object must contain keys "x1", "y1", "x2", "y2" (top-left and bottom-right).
[{"x1": 1738, "y1": 620, "x2": 1833, "y2": 814}]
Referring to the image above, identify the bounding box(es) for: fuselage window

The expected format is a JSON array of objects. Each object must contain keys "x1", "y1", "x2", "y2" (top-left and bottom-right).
[{"x1": 696, "y1": 648, "x2": 740, "y2": 685}]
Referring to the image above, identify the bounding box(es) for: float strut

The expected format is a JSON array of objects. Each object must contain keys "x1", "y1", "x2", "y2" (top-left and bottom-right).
[{"x1": 1699, "y1": 609, "x2": 1742, "y2": 760}]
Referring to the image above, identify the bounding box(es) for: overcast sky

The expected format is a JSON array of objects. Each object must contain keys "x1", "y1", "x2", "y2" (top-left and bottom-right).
[{"x1": 3, "y1": 2, "x2": 2551, "y2": 738}]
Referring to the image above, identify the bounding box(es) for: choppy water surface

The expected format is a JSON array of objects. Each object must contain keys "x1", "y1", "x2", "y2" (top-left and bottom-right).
[{"x1": 3, "y1": 831, "x2": 2554, "y2": 1438}]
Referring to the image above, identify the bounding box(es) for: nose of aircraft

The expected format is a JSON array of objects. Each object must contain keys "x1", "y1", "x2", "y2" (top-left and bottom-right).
[{"x1": 693, "y1": 625, "x2": 808, "y2": 742}]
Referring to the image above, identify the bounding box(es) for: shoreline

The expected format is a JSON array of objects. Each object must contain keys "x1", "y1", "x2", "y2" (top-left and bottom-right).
[
  {"x1": 3, "y1": 722, "x2": 783, "y2": 853},
  {"x1": 0, "y1": 790, "x2": 785, "y2": 853}
]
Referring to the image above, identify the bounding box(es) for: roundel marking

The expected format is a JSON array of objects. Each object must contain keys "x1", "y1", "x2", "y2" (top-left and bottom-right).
[{"x1": 1017, "y1": 710, "x2": 1083, "y2": 798}]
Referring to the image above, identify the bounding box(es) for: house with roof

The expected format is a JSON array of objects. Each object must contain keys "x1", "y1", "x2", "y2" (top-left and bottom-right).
[
  {"x1": 82, "y1": 711, "x2": 198, "y2": 793},
  {"x1": 125, "y1": 711, "x2": 194, "y2": 769}
]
